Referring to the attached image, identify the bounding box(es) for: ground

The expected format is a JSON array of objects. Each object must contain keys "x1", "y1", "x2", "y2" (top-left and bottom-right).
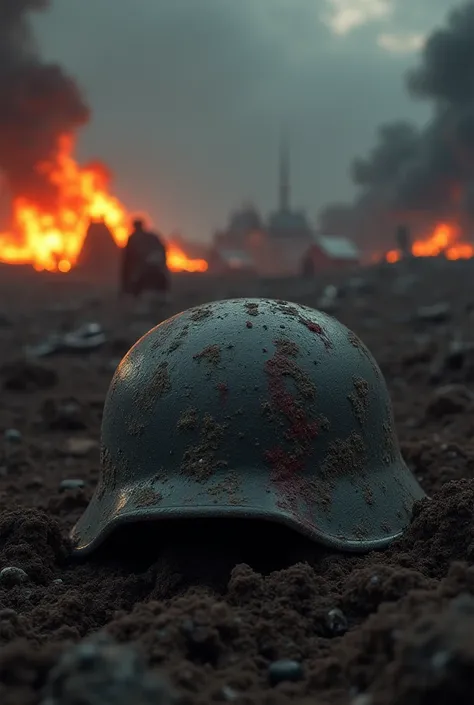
[{"x1": 0, "y1": 260, "x2": 473, "y2": 704}]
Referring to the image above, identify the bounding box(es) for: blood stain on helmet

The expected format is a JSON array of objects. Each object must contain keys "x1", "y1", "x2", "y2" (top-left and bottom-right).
[{"x1": 216, "y1": 382, "x2": 229, "y2": 402}]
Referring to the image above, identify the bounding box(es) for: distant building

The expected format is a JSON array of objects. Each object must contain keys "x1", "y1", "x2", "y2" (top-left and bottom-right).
[
  {"x1": 208, "y1": 247, "x2": 256, "y2": 275},
  {"x1": 210, "y1": 132, "x2": 359, "y2": 277},
  {"x1": 301, "y1": 235, "x2": 360, "y2": 275}
]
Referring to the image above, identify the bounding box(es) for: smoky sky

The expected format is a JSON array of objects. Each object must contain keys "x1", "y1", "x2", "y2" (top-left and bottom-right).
[
  {"x1": 23, "y1": 0, "x2": 462, "y2": 241},
  {"x1": 0, "y1": 0, "x2": 89, "y2": 208},
  {"x1": 320, "y1": 1, "x2": 474, "y2": 251}
]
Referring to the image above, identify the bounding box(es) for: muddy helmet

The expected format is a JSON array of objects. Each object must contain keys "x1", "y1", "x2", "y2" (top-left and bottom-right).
[{"x1": 71, "y1": 298, "x2": 425, "y2": 555}]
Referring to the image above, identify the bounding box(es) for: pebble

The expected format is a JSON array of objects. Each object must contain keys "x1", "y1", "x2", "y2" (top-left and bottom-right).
[
  {"x1": 0, "y1": 566, "x2": 28, "y2": 586},
  {"x1": 326, "y1": 607, "x2": 349, "y2": 636},
  {"x1": 62, "y1": 438, "x2": 98, "y2": 457},
  {"x1": 416, "y1": 302, "x2": 451, "y2": 323},
  {"x1": 41, "y1": 632, "x2": 175, "y2": 705},
  {"x1": 4, "y1": 428, "x2": 22, "y2": 443},
  {"x1": 0, "y1": 608, "x2": 17, "y2": 619},
  {"x1": 220, "y1": 685, "x2": 239, "y2": 701},
  {"x1": 352, "y1": 695, "x2": 373, "y2": 705},
  {"x1": 268, "y1": 659, "x2": 304, "y2": 686},
  {"x1": 59, "y1": 479, "x2": 86, "y2": 491}
]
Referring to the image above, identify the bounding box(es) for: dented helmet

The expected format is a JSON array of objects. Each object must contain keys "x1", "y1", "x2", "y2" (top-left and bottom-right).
[{"x1": 71, "y1": 298, "x2": 425, "y2": 555}]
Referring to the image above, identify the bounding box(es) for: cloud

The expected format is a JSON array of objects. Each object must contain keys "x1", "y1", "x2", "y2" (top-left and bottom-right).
[
  {"x1": 322, "y1": 0, "x2": 394, "y2": 35},
  {"x1": 377, "y1": 31, "x2": 426, "y2": 53}
]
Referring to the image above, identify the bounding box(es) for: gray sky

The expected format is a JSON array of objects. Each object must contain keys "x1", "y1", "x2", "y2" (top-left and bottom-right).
[{"x1": 33, "y1": 0, "x2": 457, "y2": 242}]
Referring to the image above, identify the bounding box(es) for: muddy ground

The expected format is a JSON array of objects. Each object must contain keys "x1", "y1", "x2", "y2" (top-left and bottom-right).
[{"x1": 1, "y1": 259, "x2": 474, "y2": 705}]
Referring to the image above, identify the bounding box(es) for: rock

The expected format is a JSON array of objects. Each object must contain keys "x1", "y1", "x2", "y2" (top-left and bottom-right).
[
  {"x1": 426, "y1": 385, "x2": 474, "y2": 418},
  {"x1": 444, "y1": 340, "x2": 474, "y2": 370},
  {"x1": 346, "y1": 276, "x2": 374, "y2": 294},
  {"x1": 0, "y1": 360, "x2": 58, "y2": 391},
  {"x1": 4, "y1": 428, "x2": 22, "y2": 443},
  {"x1": 351, "y1": 696, "x2": 373, "y2": 705},
  {"x1": 0, "y1": 566, "x2": 28, "y2": 586},
  {"x1": 41, "y1": 398, "x2": 87, "y2": 430},
  {"x1": 59, "y1": 479, "x2": 86, "y2": 491},
  {"x1": 416, "y1": 302, "x2": 451, "y2": 323},
  {"x1": 391, "y1": 274, "x2": 419, "y2": 295},
  {"x1": 25, "y1": 334, "x2": 63, "y2": 358},
  {"x1": 61, "y1": 438, "x2": 98, "y2": 458},
  {"x1": 325, "y1": 607, "x2": 349, "y2": 636},
  {"x1": 392, "y1": 594, "x2": 474, "y2": 703},
  {"x1": 268, "y1": 659, "x2": 304, "y2": 686},
  {"x1": 62, "y1": 322, "x2": 106, "y2": 351},
  {"x1": 41, "y1": 632, "x2": 175, "y2": 705}
]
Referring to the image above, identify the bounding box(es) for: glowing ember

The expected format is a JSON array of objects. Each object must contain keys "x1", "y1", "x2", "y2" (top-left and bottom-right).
[
  {"x1": 0, "y1": 134, "x2": 208, "y2": 273},
  {"x1": 385, "y1": 222, "x2": 474, "y2": 262}
]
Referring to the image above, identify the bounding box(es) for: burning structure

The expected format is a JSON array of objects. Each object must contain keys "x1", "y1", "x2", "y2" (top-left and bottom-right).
[
  {"x1": 319, "y1": 1, "x2": 474, "y2": 264},
  {"x1": 210, "y1": 135, "x2": 359, "y2": 277},
  {"x1": 0, "y1": 1, "x2": 207, "y2": 275}
]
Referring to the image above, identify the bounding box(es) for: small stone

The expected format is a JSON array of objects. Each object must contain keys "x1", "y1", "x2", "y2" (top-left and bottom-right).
[
  {"x1": 326, "y1": 607, "x2": 349, "y2": 636},
  {"x1": 41, "y1": 632, "x2": 175, "y2": 705},
  {"x1": 220, "y1": 685, "x2": 239, "y2": 701},
  {"x1": 0, "y1": 566, "x2": 28, "y2": 586},
  {"x1": 426, "y1": 384, "x2": 474, "y2": 418},
  {"x1": 53, "y1": 579, "x2": 63, "y2": 584},
  {"x1": 416, "y1": 302, "x2": 451, "y2": 323},
  {"x1": 352, "y1": 695, "x2": 373, "y2": 705},
  {"x1": 59, "y1": 479, "x2": 85, "y2": 491},
  {"x1": 0, "y1": 608, "x2": 17, "y2": 619},
  {"x1": 268, "y1": 659, "x2": 304, "y2": 686},
  {"x1": 4, "y1": 428, "x2": 22, "y2": 443},
  {"x1": 61, "y1": 438, "x2": 98, "y2": 457}
]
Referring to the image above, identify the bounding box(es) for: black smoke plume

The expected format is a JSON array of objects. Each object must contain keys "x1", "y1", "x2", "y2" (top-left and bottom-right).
[
  {"x1": 319, "y1": 1, "x2": 474, "y2": 252},
  {"x1": 0, "y1": 0, "x2": 89, "y2": 208}
]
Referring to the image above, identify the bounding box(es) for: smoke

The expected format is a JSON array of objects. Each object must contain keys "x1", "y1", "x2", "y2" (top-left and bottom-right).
[
  {"x1": 319, "y1": 1, "x2": 474, "y2": 251},
  {"x1": 0, "y1": 0, "x2": 89, "y2": 207}
]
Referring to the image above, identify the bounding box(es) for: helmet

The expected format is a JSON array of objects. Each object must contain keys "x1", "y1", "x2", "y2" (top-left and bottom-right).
[{"x1": 71, "y1": 298, "x2": 425, "y2": 555}]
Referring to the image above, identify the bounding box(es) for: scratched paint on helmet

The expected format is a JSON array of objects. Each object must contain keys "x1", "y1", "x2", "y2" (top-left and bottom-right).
[
  {"x1": 347, "y1": 377, "x2": 370, "y2": 425},
  {"x1": 193, "y1": 345, "x2": 221, "y2": 365},
  {"x1": 179, "y1": 413, "x2": 229, "y2": 482}
]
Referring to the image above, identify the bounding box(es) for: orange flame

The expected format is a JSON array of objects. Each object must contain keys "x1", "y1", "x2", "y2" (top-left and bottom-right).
[
  {"x1": 166, "y1": 242, "x2": 208, "y2": 272},
  {"x1": 0, "y1": 133, "x2": 208, "y2": 273},
  {"x1": 385, "y1": 222, "x2": 474, "y2": 263}
]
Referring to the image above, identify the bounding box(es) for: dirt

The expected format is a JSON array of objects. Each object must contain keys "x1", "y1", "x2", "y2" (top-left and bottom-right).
[{"x1": 1, "y1": 260, "x2": 474, "y2": 704}]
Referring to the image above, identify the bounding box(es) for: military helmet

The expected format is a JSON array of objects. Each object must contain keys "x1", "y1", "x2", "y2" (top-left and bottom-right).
[{"x1": 71, "y1": 298, "x2": 425, "y2": 555}]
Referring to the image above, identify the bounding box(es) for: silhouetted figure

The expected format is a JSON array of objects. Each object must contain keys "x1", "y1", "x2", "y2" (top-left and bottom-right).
[{"x1": 121, "y1": 218, "x2": 169, "y2": 298}]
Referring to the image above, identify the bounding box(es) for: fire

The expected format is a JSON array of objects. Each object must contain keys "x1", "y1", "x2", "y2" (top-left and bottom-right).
[
  {"x1": 0, "y1": 133, "x2": 208, "y2": 273},
  {"x1": 385, "y1": 222, "x2": 474, "y2": 262},
  {"x1": 166, "y1": 242, "x2": 208, "y2": 272}
]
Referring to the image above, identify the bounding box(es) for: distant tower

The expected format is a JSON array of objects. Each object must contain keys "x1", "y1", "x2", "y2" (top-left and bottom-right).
[{"x1": 278, "y1": 128, "x2": 290, "y2": 212}]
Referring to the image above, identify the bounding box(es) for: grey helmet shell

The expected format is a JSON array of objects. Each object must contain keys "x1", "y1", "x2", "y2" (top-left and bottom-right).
[{"x1": 71, "y1": 298, "x2": 425, "y2": 555}]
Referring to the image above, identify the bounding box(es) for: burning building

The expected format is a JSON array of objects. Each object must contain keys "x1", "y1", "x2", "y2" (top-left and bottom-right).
[
  {"x1": 319, "y1": 2, "x2": 474, "y2": 265},
  {"x1": 0, "y1": 2, "x2": 207, "y2": 276}
]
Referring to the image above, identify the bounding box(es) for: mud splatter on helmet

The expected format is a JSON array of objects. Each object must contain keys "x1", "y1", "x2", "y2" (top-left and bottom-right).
[{"x1": 71, "y1": 298, "x2": 425, "y2": 555}]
